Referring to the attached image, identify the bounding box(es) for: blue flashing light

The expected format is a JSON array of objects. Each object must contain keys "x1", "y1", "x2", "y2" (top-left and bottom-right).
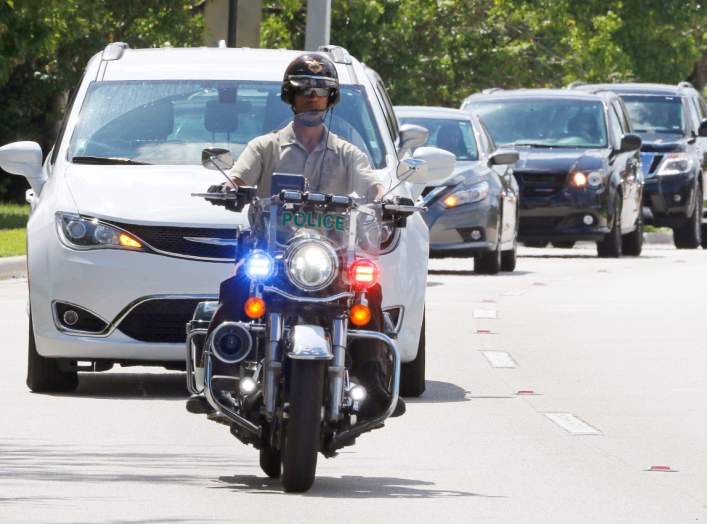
[{"x1": 244, "y1": 250, "x2": 275, "y2": 281}]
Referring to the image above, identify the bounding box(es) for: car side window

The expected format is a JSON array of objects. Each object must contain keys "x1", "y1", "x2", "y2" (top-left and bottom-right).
[
  {"x1": 369, "y1": 76, "x2": 399, "y2": 145},
  {"x1": 698, "y1": 96, "x2": 707, "y2": 119},
  {"x1": 613, "y1": 101, "x2": 631, "y2": 133},
  {"x1": 688, "y1": 97, "x2": 704, "y2": 127},
  {"x1": 50, "y1": 85, "x2": 80, "y2": 165}
]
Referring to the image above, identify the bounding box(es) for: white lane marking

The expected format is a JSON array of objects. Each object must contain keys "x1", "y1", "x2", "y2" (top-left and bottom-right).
[
  {"x1": 481, "y1": 351, "x2": 518, "y2": 368},
  {"x1": 544, "y1": 413, "x2": 601, "y2": 435},
  {"x1": 473, "y1": 309, "x2": 497, "y2": 319},
  {"x1": 502, "y1": 290, "x2": 526, "y2": 296}
]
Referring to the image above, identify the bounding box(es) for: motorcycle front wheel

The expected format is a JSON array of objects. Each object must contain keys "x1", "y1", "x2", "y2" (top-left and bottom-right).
[{"x1": 281, "y1": 360, "x2": 325, "y2": 493}]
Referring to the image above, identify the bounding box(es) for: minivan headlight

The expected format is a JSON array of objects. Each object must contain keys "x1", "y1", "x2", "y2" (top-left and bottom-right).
[
  {"x1": 657, "y1": 153, "x2": 693, "y2": 176},
  {"x1": 443, "y1": 181, "x2": 490, "y2": 208},
  {"x1": 56, "y1": 213, "x2": 144, "y2": 250},
  {"x1": 286, "y1": 239, "x2": 338, "y2": 291}
]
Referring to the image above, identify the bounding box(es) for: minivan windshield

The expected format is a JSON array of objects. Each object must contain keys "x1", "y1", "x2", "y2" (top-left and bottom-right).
[
  {"x1": 398, "y1": 117, "x2": 479, "y2": 161},
  {"x1": 620, "y1": 95, "x2": 685, "y2": 136},
  {"x1": 469, "y1": 98, "x2": 608, "y2": 148},
  {"x1": 68, "y1": 80, "x2": 386, "y2": 168}
]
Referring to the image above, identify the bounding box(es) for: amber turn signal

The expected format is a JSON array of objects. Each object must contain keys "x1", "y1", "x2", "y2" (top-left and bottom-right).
[
  {"x1": 244, "y1": 297, "x2": 266, "y2": 319},
  {"x1": 350, "y1": 303, "x2": 371, "y2": 326},
  {"x1": 119, "y1": 233, "x2": 142, "y2": 248}
]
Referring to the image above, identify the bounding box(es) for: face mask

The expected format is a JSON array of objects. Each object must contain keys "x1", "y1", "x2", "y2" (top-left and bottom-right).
[{"x1": 294, "y1": 110, "x2": 327, "y2": 127}]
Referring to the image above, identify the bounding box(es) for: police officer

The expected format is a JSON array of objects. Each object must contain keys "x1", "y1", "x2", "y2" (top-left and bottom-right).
[{"x1": 188, "y1": 53, "x2": 404, "y2": 419}]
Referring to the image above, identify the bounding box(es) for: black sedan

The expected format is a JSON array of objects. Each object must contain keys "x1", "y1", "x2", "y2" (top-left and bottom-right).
[
  {"x1": 462, "y1": 89, "x2": 644, "y2": 257},
  {"x1": 396, "y1": 106, "x2": 519, "y2": 274},
  {"x1": 570, "y1": 82, "x2": 707, "y2": 249}
]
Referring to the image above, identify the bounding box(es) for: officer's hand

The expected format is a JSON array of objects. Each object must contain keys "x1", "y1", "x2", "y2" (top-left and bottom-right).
[{"x1": 368, "y1": 183, "x2": 386, "y2": 202}]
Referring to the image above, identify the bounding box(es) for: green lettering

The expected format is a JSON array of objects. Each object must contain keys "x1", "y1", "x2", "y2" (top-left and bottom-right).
[
  {"x1": 282, "y1": 211, "x2": 293, "y2": 226},
  {"x1": 294, "y1": 212, "x2": 305, "y2": 227},
  {"x1": 322, "y1": 215, "x2": 334, "y2": 230},
  {"x1": 335, "y1": 216, "x2": 345, "y2": 231},
  {"x1": 306, "y1": 212, "x2": 317, "y2": 228}
]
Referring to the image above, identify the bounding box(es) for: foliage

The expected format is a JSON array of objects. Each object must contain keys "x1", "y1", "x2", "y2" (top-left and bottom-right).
[
  {"x1": 0, "y1": 203, "x2": 29, "y2": 257},
  {"x1": 261, "y1": 0, "x2": 706, "y2": 107},
  {"x1": 0, "y1": 0, "x2": 204, "y2": 201}
]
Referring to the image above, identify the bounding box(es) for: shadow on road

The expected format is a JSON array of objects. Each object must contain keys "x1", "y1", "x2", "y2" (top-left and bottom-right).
[
  {"x1": 404, "y1": 380, "x2": 471, "y2": 404},
  {"x1": 215, "y1": 474, "x2": 503, "y2": 499},
  {"x1": 519, "y1": 253, "x2": 663, "y2": 260},
  {"x1": 428, "y1": 270, "x2": 534, "y2": 277},
  {"x1": 45, "y1": 372, "x2": 188, "y2": 400}
]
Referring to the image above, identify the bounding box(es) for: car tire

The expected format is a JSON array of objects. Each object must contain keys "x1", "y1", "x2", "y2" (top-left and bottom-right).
[
  {"x1": 552, "y1": 241, "x2": 575, "y2": 249},
  {"x1": 673, "y1": 185, "x2": 702, "y2": 249},
  {"x1": 523, "y1": 241, "x2": 548, "y2": 248},
  {"x1": 501, "y1": 240, "x2": 517, "y2": 272},
  {"x1": 26, "y1": 312, "x2": 78, "y2": 393},
  {"x1": 400, "y1": 313, "x2": 425, "y2": 397},
  {"x1": 622, "y1": 218, "x2": 643, "y2": 256},
  {"x1": 597, "y1": 196, "x2": 622, "y2": 258}
]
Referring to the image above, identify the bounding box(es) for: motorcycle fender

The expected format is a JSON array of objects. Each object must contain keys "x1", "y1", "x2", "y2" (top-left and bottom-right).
[{"x1": 287, "y1": 325, "x2": 333, "y2": 360}]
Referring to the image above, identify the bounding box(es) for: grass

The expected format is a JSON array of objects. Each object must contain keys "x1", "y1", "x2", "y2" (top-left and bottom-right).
[{"x1": 0, "y1": 203, "x2": 29, "y2": 257}]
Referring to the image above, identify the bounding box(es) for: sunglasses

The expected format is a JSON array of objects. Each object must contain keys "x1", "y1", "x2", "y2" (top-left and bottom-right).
[{"x1": 294, "y1": 86, "x2": 332, "y2": 97}]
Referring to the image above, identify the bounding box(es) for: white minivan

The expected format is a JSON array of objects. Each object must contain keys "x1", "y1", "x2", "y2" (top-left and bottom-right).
[{"x1": 0, "y1": 43, "x2": 447, "y2": 395}]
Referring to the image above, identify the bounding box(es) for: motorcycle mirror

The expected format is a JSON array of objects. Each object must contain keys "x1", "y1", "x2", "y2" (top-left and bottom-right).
[{"x1": 202, "y1": 148, "x2": 235, "y2": 171}]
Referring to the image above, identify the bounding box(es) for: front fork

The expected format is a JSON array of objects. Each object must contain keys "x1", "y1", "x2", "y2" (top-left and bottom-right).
[{"x1": 261, "y1": 312, "x2": 348, "y2": 423}]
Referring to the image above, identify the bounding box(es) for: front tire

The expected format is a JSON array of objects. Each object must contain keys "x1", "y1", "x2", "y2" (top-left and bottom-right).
[
  {"x1": 281, "y1": 360, "x2": 325, "y2": 493},
  {"x1": 673, "y1": 185, "x2": 702, "y2": 249},
  {"x1": 474, "y1": 245, "x2": 501, "y2": 274},
  {"x1": 622, "y1": 218, "x2": 643, "y2": 256},
  {"x1": 501, "y1": 240, "x2": 517, "y2": 272},
  {"x1": 26, "y1": 312, "x2": 78, "y2": 393},
  {"x1": 400, "y1": 313, "x2": 425, "y2": 397},
  {"x1": 259, "y1": 444, "x2": 281, "y2": 479},
  {"x1": 597, "y1": 196, "x2": 622, "y2": 258}
]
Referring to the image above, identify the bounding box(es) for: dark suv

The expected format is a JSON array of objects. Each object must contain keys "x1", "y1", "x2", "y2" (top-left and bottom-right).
[
  {"x1": 570, "y1": 82, "x2": 707, "y2": 248},
  {"x1": 462, "y1": 89, "x2": 644, "y2": 257}
]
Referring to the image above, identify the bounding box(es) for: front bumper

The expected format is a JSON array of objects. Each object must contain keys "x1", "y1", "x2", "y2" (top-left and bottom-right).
[
  {"x1": 425, "y1": 199, "x2": 500, "y2": 257},
  {"x1": 518, "y1": 189, "x2": 610, "y2": 242},
  {"x1": 30, "y1": 240, "x2": 232, "y2": 361},
  {"x1": 642, "y1": 173, "x2": 694, "y2": 226}
]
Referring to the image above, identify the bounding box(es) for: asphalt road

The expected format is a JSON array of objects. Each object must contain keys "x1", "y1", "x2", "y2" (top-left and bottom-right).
[{"x1": 1, "y1": 243, "x2": 706, "y2": 523}]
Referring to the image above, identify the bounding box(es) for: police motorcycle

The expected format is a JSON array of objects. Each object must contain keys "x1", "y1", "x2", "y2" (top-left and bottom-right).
[{"x1": 186, "y1": 147, "x2": 444, "y2": 492}]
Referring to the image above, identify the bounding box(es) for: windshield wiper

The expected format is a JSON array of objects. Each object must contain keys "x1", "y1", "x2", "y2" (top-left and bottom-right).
[
  {"x1": 506, "y1": 142, "x2": 557, "y2": 149},
  {"x1": 71, "y1": 155, "x2": 152, "y2": 165}
]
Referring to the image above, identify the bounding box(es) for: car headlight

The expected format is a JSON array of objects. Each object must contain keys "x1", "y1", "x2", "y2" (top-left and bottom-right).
[
  {"x1": 443, "y1": 181, "x2": 489, "y2": 208},
  {"x1": 657, "y1": 153, "x2": 693, "y2": 176},
  {"x1": 286, "y1": 239, "x2": 339, "y2": 291},
  {"x1": 56, "y1": 213, "x2": 144, "y2": 251},
  {"x1": 570, "y1": 171, "x2": 604, "y2": 188}
]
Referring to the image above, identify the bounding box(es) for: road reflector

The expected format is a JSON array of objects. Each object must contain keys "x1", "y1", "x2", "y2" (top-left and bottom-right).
[
  {"x1": 647, "y1": 465, "x2": 677, "y2": 473},
  {"x1": 544, "y1": 413, "x2": 601, "y2": 435},
  {"x1": 476, "y1": 329, "x2": 494, "y2": 334},
  {"x1": 482, "y1": 351, "x2": 518, "y2": 368}
]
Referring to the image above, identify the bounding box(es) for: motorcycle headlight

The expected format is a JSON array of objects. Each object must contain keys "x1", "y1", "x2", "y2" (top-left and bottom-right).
[
  {"x1": 244, "y1": 250, "x2": 275, "y2": 281},
  {"x1": 657, "y1": 153, "x2": 693, "y2": 176},
  {"x1": 56, "y1": 213, "x2": 144, "y2": 251},
  {"x1": 286, "y1": 239, "x2": 339, "y2": 291},
  {"x1": 443, "y1": 181, "x2": 489, "y2": 208}
]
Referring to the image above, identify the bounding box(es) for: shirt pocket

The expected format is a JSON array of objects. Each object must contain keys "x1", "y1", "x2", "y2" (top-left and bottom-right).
[{"x1": 319, "y1": 156, "x2": 350, "y2": 194}]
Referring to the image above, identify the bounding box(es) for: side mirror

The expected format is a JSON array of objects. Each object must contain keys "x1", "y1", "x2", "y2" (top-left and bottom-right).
[
  {"x1": 699, "y1": 118, "x2": 707, "y2": 138},
  {"x1": 619, "y1": 133, "x2": 642, "y2": 152},
  {"x1": 0, "y1": 141, "x2": 46, "y2": 194},
  {"x1": 404, "y1": 146, "x2": 456, "y2": 185},
  {"x1": 397, "y1": 124, "x2": 429, "y2": 158},
  {"x1": 201, "y1": 147, "x2": 234, "y2": 171},
  {"x1": 488, "y1": 149, "x2": 519, "y2": 167}
]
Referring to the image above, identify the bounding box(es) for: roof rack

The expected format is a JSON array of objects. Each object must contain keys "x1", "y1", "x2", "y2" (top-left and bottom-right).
[
  {"x1": 677, "y1": 81, "x2": 694, "y2": 90},
  {"x1": 102, "y1": 42, "x2": 129, "y2": 61},
  {"x1": 318, "y1": 45, "x2": 353, "y2": 64},
  {"x1": 566, "y1": 81, "x2": 585, "y2": 89},
  {"x1": 482, "y1": 88, "x2": 504, "y2": 94}
]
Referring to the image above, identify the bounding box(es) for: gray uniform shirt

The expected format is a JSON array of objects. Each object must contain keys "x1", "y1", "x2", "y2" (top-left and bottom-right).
[{"x1": 229, "y1": 123, "x2": 382, "y2": 198}]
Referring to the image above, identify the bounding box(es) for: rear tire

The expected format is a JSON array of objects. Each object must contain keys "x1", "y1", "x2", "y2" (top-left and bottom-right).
[
  {"x1": 400, "y1": 313, "x2": 425, "y2": 397},
  {"x1": 259, "y1": 444, "x2": 281, "y2": 479},
  {"x1": 281, "y1": 360, "x2": 325, "y2": 493},
  {"x1": 597, "y1": 197, "x2": 622, "y2": 258},
  {"x1": 26, "y1": 312, "x2": 78, "y2": 393},
  {"x1": 673, "y1": 185, "x2": 702, "y2": 249},
  {"x1": 622, "y1": 218, "x2": 643, "y2": 256}
]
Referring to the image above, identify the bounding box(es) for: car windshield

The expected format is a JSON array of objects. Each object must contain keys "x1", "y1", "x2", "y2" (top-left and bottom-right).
[
  {"x1": 68, "y1": 80, "x2": 386, "y2": 168},
  {"x1": 398, "y1": 117, "x2": 479, "y2": 161},
  {"x1": 470, "y1": 98, "x2": 608, "y2": 148},
  {"x1": 620, "y1": 95, "x2": 685, "y2": 136}
]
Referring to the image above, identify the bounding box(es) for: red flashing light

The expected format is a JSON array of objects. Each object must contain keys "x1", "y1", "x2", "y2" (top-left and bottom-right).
[{"x1": 349, "y1": 259, "x2": 379, "y2": 291}]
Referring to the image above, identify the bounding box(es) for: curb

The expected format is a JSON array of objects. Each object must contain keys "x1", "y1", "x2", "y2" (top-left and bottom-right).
[{"x1": 0, "y1": 256, "x2": 27, "y2": 281}]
